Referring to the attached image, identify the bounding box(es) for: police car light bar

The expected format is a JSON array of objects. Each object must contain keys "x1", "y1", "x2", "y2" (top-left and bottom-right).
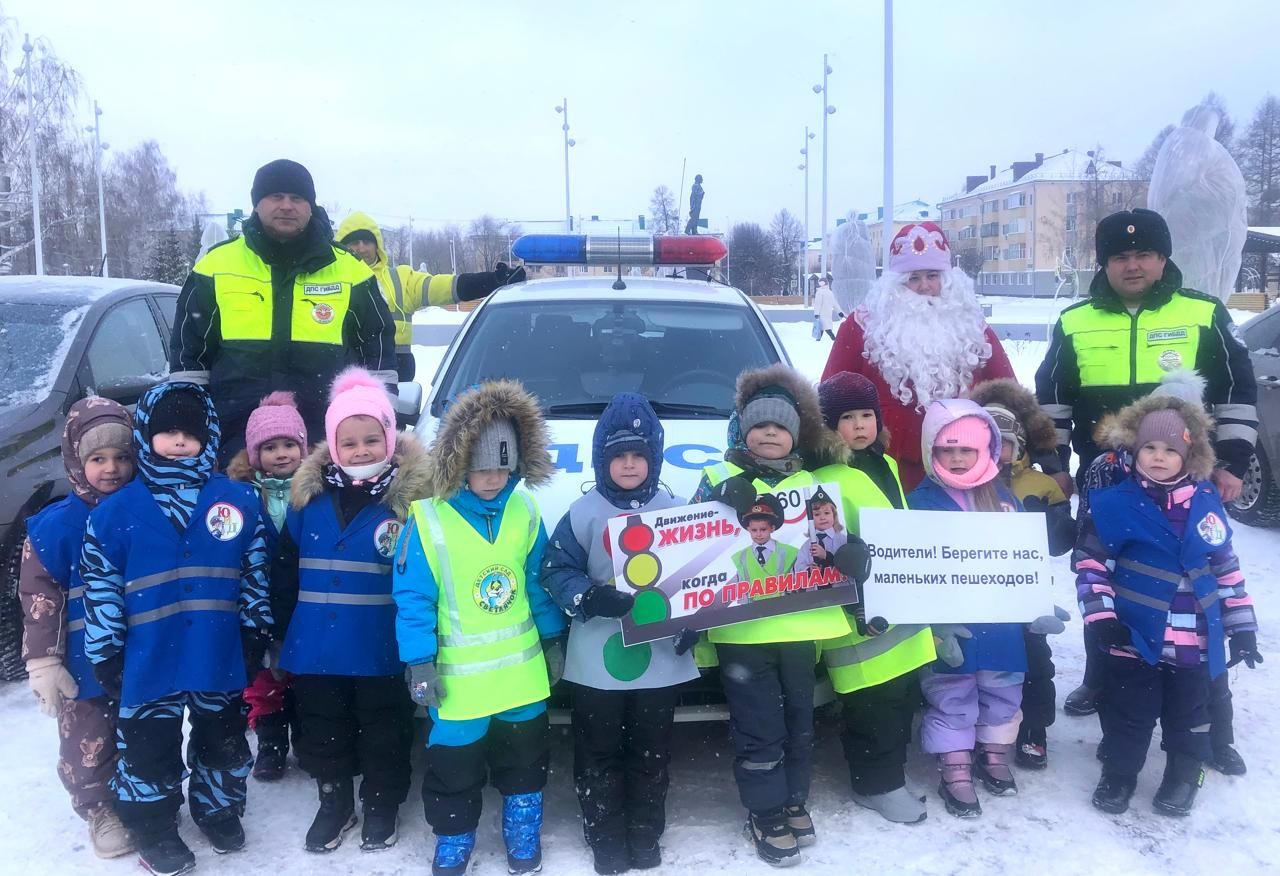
[{"x1": 512, "y1": 233, "x2": 727, "y2": 266}]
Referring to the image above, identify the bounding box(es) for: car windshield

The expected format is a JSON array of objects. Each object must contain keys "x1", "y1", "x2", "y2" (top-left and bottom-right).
[
  {"x1": 432, "y1": 298, "x2": 779, "y2": 417},
  {"x1": 0, "y1": 302, "x2": 87, "y2": 408}
]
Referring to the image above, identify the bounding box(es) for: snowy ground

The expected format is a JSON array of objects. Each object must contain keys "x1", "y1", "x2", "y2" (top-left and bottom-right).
[{"x1": 2, "y1": 301, "x2": 1275, "y2": 874}]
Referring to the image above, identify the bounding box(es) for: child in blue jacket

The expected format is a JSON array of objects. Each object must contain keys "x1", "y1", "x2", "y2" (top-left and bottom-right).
[
  {"x1": 80, "y1": 381, "x2": 272, "y2": 875},
  {"x1": 276, "y1": 367, "x2": 429, "y2": 854},
  {"x1": 394, "y1": 380, "x2": 566, "y2": 876},
  {"x1": 543, "y1": 392, "x2": 698, "y2": 874}
]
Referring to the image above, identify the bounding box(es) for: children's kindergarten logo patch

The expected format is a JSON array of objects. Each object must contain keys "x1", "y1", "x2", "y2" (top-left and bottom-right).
[
  {"x1": 473, "y1": 565, "x2": 518, "y2": 614},
  {"x1": 1196, "y1": 511, "x2": 1228, "y2": 546},
  {"x1": 206, "y1": 502, "x2": 244, "y2": 541},
  {"x1": 374, "y1": 520, "x2": 402, "y2": 558}
]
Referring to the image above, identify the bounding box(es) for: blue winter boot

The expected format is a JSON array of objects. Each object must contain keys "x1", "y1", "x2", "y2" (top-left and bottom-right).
[
  {"x1": 432, "y1": 832, "x2": 476, "y2": 876},
  {"x1": 502, "y1": 792, "x2": 543, "y2": 874}
]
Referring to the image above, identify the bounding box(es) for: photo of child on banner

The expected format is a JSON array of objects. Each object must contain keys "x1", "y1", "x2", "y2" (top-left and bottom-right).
[{"x1": 609, "y1": 483, "x2": 864, "y2": 646}]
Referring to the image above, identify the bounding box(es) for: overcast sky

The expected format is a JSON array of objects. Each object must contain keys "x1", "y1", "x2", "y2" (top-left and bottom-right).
[{"x1": 4, "y1": 0, "x2": 1277, "y2": 233}]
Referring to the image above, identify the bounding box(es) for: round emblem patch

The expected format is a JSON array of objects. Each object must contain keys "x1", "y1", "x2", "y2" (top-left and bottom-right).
[
  {"x1": 473, "y1": 565, "x2": 518, "y2": 614},
  {"x1": 206, "y1": 502, "x2": 244, "y2": 541},
  {"x1": 312, "y1": 303, "x2": 334, "y2": 324},
  {"x1": 1159, "y1": 349, "x2": 1182, "y2": 370},
  {"x1": 1197, "y1": 512, "x2": 1228, "y2": 546},
  {"x1": 374, "y1": 520, "x2": 401, "y2": 558}
]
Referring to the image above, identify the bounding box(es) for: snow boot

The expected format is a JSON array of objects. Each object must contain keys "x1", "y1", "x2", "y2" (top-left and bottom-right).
[
  {"x1": 851, "y1": 787, "x2": 928, "y2": 824},
  {"x1": 938, "y1": 751, "x2": 981, "y2": 818},
  {"x1": 87, "y1": 805, "x2": 135, "y2": 859},
  {"x1": 627, "y1": 836, "x2": 661, "y2": 870},
  {"x1": 591, "y1": 841, "x2": 632, "y2": 875},
  {"x1": 304, "y1": 778, "x2": 357, "y2": 853},
  {"x1": 252, "y1": 712, "x2": 290, "y2": 781},
  {"x1": 1153, "y1": 753, "x2": 1205, "y2": 817},
  {"x1": 136, "y1": 821, "x2": 195, "y2": 876},
  {"x1": 744, "y1": 809, "x2": 800, "y2": 868},
  {"x1": 782, "y1": 804, "x2": 816, "y2": 847},
  {"x1": 360, "y1": 804, "x2": 398, "y2": 851},
  {"x1": 502, "y1": 792, "x2": 543, "y2": 874},
  {"x1": 197, "y1": 809, "x2": 245, "y2": 854},
  {"x1": 1063, "y1": 683, "x2": 1099, "y2": 717},
  {"x1": 1209, "y1": 744, "x2": 1247, "y2": 776},
  {"x1": 974, "y1": 742, "x2": 1018, "y2": 796},
  {"x1": 432, "y1": 832, "x2": 476, "y2": 876},
  {"x1": 1015, "y1": 724, "x2": 1048, "y2": 770},
  {"x1": 1091, "y1": 772, "x2": 1137, "y2": 814}
]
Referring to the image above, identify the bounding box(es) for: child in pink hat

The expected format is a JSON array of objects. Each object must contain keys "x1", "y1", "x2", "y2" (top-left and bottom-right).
[{"x1": 227, "y1": 391, "x2": 309, "y2": 781}]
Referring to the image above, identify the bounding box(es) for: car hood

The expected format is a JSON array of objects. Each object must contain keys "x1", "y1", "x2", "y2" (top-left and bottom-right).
[
  {"x1": 415, "y1": 416, "x2": 728, "y2": 525},
  {"x1": 0, "y1": 402, "x2": 39, "y2": 431}
]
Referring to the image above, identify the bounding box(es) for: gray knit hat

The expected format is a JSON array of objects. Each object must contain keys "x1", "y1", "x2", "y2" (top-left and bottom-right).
[
  {"x1": 78, "y1": 422, "x2": 133, "y2": 465},
  {"x1": 471, "y1": 418, "x2": 519, "y2": 472},
  {"x1": 740, "y1": 390, "x2": 801, "y2": 444}
]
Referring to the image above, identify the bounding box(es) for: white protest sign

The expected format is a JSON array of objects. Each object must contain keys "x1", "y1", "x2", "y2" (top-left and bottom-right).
[
  {"x1": 608, "y1": 482, "x2": 858, "y2": 645},
  {"x1": 859, "y1": 508, "x2": 1054, "y2": 624}
]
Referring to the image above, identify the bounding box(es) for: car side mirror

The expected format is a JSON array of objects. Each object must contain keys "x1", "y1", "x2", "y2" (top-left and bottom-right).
[
  {"x1": 394, "y1": 381, "x2": 423, "y2": 430},
  {"x1": 94, "y1": 376, "x2": 156, "y2": 407}
]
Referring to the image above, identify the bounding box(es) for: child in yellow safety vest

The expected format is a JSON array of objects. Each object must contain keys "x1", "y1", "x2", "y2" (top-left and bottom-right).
[
  {"x1": 393, "y1": 380, "x2": 566, "y2": 876},
  {"x1": 689, "y1": 364, "x2": 855, "y2": 867},
  {"x1": 813, "y1": 371, "x2": 936, "y2": 824}
]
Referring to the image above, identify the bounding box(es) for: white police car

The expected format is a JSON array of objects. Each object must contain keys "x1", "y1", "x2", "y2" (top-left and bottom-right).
[{"x1": 418, "y1": 233, "x2": 791, "y2": 527}]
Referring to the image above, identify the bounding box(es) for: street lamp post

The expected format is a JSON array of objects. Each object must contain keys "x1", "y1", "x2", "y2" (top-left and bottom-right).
[
  {"x1": 22, "y1": 35, "x2": 44, "y2": 276},
  {"x1": 813, "y1": 55, "x2": 835, "y2": 281},
  {"x1": 85, "y1": 101, "x2": 109, "y2": 277},
  {"x1": 798, "y1": 126, "x2": 815, "y2": 304},
  {"x1": 554, "y1": 100, "x2": 576, "y2": 232}
]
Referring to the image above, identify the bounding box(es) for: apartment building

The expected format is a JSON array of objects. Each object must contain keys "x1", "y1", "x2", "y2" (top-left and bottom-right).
[{"x1": 937, "y1": 149, "x2": 1146, "y2": 297}]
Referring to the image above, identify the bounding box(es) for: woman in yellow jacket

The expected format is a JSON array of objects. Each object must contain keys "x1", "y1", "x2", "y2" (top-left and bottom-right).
[{"x1": 336, "y1": 211, "x2": 524, "y2": 381}]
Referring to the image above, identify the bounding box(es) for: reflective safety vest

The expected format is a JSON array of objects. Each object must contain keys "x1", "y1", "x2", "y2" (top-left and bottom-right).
[
  {"x1": 1090, "y1": 477, "x2": 1231, "y2": 678},
  {"x1": 732, "y1": 543, "x2": 800, "y2": 594},
  {"x1": 410, "y1": 492, "x2": 549, "y2": 721},
  {"x1": 811, "y1": 463, "x2": 935, "y2": 693},
  {"x1": 88, "y1": 476, "x2": 259, "y2": 707},
  {"x1": 377, "y1": 263, "x2": 456, "y2": 350},
  {"x1": 26, "y1": 495, "x2": 102, "y2": 700},
  {"x1": 1058, "y1": 293, "x2": 1217, "y2": 389},
  {"x1": 195, "y1": 236, "x2": 370, "y2": 347},
  {"x1": 280, "y1": 494, "x2": 402, "y2": 677},
  {"x1": 702, "y1": 462, "x2": 852, "y2": 646}
]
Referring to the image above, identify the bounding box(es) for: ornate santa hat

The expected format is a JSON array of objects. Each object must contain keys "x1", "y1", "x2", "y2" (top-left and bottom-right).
[{"x1": 888, "y1": 221, "x2": 952, "y2": 273}]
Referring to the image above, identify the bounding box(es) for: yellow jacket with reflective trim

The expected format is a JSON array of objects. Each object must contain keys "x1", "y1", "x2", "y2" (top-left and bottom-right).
[{"x1": 336, "y1": 211, "x2": 457, "y2": 348}]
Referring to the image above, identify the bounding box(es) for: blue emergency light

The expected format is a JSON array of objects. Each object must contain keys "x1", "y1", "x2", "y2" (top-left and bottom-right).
[{"x1": 512, "y1": 233, "x2": 727, "y2": 266}]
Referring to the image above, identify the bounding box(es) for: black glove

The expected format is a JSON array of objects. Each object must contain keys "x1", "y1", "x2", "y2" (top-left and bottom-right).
[
  {"x1": 709, "y1": 476, "x2": 757, "y2": 516},
  {"x1": 92, "y1": 653, "x2": 124, "y2": 702},
  {"x1": 455, "y1": 263, "x2": 527, "y2": 302},
  {"x1": 833, "y1": 537, "x2": 872, "y2": 585},
  {"x1": 1228, "y1": 630, "x2": 1263, "y2": 669},
  {"x1": 1021, "y1": 495, "x2": 1048, "y2": 513},
  {"x1": 494, "y1": 262, "x2": 526, "y2": 287},
  {"x1": 673, "y1": 628, "x2": 700, "y2": 657},
  {"x1": 580, "y1": 585, "x2": 636, "y2": 619},
  {"x1": 1091, "y1": 617, "x2": 1132, "y2": 650},
  {"x1": 241, "y1": 627, "x2": 272, "y2": 685}
]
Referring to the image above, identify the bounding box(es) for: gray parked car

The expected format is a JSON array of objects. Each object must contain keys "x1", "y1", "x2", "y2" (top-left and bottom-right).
[
  {"x1": 1228, "y1": 305, "x2": 1280, "y2": 527},
  {"x1": 0, "y1": 277, "x2": 180, "y2": 680}
]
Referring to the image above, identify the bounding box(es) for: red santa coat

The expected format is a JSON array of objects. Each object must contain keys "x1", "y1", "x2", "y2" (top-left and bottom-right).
[{"x1": 821, "y1": 316, "x2": 1015, "y2": 491}]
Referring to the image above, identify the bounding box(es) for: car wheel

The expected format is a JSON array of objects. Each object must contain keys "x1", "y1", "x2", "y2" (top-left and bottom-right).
[
  {"x1": 1227, "y1": 444, "x2": 1280, "y2": 528},
  {"x1": 0, "y1": 531, "x2": 28, "y2": 681}
]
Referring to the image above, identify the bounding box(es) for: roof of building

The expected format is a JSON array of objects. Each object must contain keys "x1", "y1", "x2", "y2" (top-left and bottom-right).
[
  {"x1": 852, "y1": 200, "x2": 938, "y2": 224},
  {"x1": 940, "y1": 149, "x2": 1143, "y2": 203}
]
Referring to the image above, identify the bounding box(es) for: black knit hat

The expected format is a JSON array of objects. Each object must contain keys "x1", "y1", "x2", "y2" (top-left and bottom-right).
[
  {"x1": 148, "y1": 388, "x2": 210, "y2": 447},
  {"x1": 251, "y1": 159, "x2": 316, "y2": 206},
  {"x1": 818, "y1": 371, "x2": 882, "y2": 432},
  {"x1": 340, "y1": 228, "x2": 378, "y2": 247},
  {"x1": 1096, "y1": 208, "x2": 1172, "y2": 265}
]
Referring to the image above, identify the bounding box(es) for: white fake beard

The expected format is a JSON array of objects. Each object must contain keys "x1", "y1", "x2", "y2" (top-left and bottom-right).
[{"x1": 858, "y1": 270, "x2": 992, "y2": 409}]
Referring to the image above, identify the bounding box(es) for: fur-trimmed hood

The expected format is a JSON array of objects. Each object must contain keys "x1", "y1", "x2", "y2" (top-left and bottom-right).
[
  {"x1": 225, "y1": 449, "x2": 254, "y2": 483},
  {"x1": 426, "y1": 380, "x2": 554, "y2": 499},
  {"x1": 969, "y1": 378, "x2": 1057, "y2": 453},
  {"x1": 1097, "y1": 393, "x2": 1216, "y2": 481},
  {"x1": 736, "y1": 364, "x2": 847, "y2": 467},
  {"x1": 289, "y1": 432, "x2": 430, "y2": 520}
]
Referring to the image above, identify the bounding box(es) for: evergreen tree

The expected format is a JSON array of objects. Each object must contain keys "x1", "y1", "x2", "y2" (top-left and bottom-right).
[{"x1": 144, "y1": 230, "x2": 188, "y2": 285}]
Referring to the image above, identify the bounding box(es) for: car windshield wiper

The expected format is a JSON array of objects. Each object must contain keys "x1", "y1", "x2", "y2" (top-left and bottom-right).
[
  {"x1": 648, "y1": 401, "x2": 730, "y2": 418},
  {"x1": 545, "y1": 402, "x2": 609, "y2": 417}
]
